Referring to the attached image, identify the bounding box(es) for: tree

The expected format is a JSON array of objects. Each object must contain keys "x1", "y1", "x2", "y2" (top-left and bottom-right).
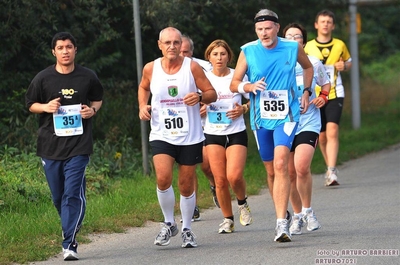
[{"x1": 0, "y1": 0, "x2": 399, "y2": 151}]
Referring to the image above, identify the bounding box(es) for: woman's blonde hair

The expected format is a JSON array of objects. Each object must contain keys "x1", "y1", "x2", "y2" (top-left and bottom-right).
[{"x1": 204, "y1": 39, "x2": 234, "y2": 64}]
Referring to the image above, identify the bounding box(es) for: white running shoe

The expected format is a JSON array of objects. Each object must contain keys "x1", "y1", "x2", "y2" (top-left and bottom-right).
[
  {"x1": 63, "y1": 249, "x2": 79, "y2": 261},
  {"x1": 290, "y1": 215, "x2": 304, "y2": 235},
  {"x1": 325, "y1": 168, "x2": 340, "y2": 186},
  {"x1": 274, "y1": 219, "x2": 292, "y2": 243},
  {"x1": 238, "y1": 203, "x2": 253, "y2": 226},
  {"x1": 181, "y1": 229, "x2": 197, "y2": 248},
  {"x1": 303, "y1": 209, "x2": 321, "y2": 231},
  {"x1": 154, "y1": 222, "x2": 178, "y2": 246},
  {"x1": 218, "y1": 218, "x2": 234, "y2": 234}
]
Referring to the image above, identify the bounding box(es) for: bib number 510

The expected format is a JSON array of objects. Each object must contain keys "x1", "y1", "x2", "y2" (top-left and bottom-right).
[{"x1": 164, "y1": 117, "x2": 184, "y2": 129}]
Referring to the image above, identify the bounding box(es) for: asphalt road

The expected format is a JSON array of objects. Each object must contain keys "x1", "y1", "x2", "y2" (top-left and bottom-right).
[{"x1": 30, "y1": 144, "x2": 400, "y2": 265}]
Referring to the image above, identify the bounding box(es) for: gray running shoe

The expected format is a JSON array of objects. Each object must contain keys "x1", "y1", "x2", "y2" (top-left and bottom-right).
[
  {"x1": 210, "y1": 185, "x2": 220, "y2": 208},
  {"x1": 303, "y1": 209, "x2": 321, "y2": 231},
  {"x1": 274, "y1": 219, "x2": 292, "y2": 242},
  {"x1": 290, "y1": 215, "x2": 304, "y2": 235},
  {"x1": 181, "y1": 229, "x2": 197, "y2": 248},
  {"x1": 238, "y1": 203, "x2": 253, "y2": 226},
  {"x1": 218, "y1": 218, "x2": 234, "y2": 234},
  {"x1": 154, "y1": 222, "x2": 178, "y2": 246}
]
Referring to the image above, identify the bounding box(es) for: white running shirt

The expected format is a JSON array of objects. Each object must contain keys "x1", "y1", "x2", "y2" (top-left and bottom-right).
[
  {"x1": 203, "y1": 69, "x2": 248, "y2": 135},
  {"x1": 149, "y1": 57, "x2": 204, "y2": 145}
]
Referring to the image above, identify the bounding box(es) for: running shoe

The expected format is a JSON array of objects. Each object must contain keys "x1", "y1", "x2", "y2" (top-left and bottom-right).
[
  {"x1": 238, "y1": 203, "x2": 253, "y2": 226},
  {"x1": 286, "y1": 210, "x2": 292, "y2": 226},
  {"x1": 154, "y1": 222, "x2": 178, "y2": 246},
  {"x1": 218, "y1": 218, "x2": 235, "y2": 234},
  {"x1": 63, "y1": 249, "x2": 79, "y2": 261},
  {"x1": 274, "y1": 219, "x2": 292, "y2": 242},
  {"x1": 181, "y1": 205, "x2": 201, "y2": 223},
  {"x1": 181, "y1": 229, "x2": 197, "y2": 248},
  {"x1": 210, "y1": 185, "x2": 220, "y2": 208},
  {"x1": 290, "y1": 215, "x2": 304, "y2": 235},
  {"x1": 303, "y1": 209, "x2": 321, "y2": 231},
  {"x1": 325, "y1": 168, "x2": 340, "y2": 186},
  {"x1": 193, "y1": 205, "x2": 201, "y2": 221}
]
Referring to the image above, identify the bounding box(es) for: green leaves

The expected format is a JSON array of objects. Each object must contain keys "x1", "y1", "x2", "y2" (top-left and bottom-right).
[{"x1": 0, "y1": 0, "x2": 399, "y2": 154}]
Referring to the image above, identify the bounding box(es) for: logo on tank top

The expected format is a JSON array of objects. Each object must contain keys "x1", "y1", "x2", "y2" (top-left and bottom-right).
[
  {"x1": 168, "y1": 86, "x2": 178, "y2": 97},
  {"x1": 318, "y1": 45, "x2": 333, "y2": 64}
]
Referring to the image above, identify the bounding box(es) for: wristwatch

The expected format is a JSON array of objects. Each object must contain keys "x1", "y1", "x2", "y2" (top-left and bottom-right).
[
  {"x1": 303, "y1": 87, "x2": 312, "y2": 96},
  {"x1": 196, "y1": 92, "x2": 202, "y2": 103},
  {"x1": 92, "y1": 107, "x2": 97, "y2": 114}
]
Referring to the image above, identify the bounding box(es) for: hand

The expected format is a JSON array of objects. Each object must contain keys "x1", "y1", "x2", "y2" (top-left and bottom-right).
[
  {"x1": 248, "y1": 77, "x2": 267, "y2": 95},
  {"x1": 310, "y1": 96, "x2": 326, "y2": 109},
  {"x1": 139, "y1": 105, "x2": 152, "y2": 121},
  {"x1": 80, "y1": 104, "x2": 95, "y2": 119},
  {"x1": 44, "y1": 97, "x2": 61, "y2": 113},
  {"x1": 300, "y1": 93, "x2": 309, "y2": 114},
  {"x1": 199, "y1": 103, "x2": 207, "y2": 118},
  {"x1": 334, "y1": 57, "x2": 346, "y2": 72},
  {"x1": 226, "y1": 102, "x2": 243, "y2": 120},
  {"x1": 183, "y1": 92, "x2": 201, "y2": 106}
]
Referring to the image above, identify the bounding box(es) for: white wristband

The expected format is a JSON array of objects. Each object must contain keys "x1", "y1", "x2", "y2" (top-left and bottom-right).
[{"x1": 238, "y1": 81, "x2": 250, "y2": 94}]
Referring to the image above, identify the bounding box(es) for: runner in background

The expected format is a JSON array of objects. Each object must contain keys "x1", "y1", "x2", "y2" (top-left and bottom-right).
[
  {"x1": 283, "y1": 23, "x2": 330, "y2": 235},
  {"x1": 180, "y1": 35, "x2": 220, "y2": 224},
  {"x1": 305, "y1": 9, "x2": 352, "y2": 186}
]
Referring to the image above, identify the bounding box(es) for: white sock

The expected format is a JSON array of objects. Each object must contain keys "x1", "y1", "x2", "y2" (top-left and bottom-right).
[
  {"x1": 294, "y1": 212, "x2": 303, "y2": 218},
  {"x1": 157, "y1": 186, "x2": 175, "y2": 224},
  {"x1": 302, "y1": 207, "x2": 312, "y2": 215},
  {"x1": 276, "y1": 218, "x2": 285, "y2": 225},
  {"x1": 180, "y1": 192, "x2": 196, "y2": 231}
]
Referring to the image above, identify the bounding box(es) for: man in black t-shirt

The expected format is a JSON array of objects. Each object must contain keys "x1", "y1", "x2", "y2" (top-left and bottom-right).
[{"x1": 25, "y1": 32, "x2": 103, "y2": 261}]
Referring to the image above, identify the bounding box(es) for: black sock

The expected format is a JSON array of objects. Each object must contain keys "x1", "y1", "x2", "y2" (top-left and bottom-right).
[
  {"x1": 237, "y1": 197, "x2": 247, "y2": 206},
  {"x1": 225, "y1": 216, "x2": 234, "y2": 221}
]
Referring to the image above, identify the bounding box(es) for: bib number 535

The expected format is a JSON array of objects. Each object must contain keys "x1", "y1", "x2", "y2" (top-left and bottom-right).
[{"x1": 264, "y1": 100, "x2": 285, "y2": 111}]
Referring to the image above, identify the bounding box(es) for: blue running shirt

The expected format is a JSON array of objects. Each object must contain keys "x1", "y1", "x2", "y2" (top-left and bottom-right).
[{"x1": 242, "y1": 38, "x2": 300, "y2": 130}]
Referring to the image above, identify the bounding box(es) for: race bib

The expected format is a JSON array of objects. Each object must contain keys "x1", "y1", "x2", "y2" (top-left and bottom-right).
[
  {"x1": 296, "y1": 75, "x2": 304, "y2": 90},
  {"x1": 324, "y1": 65, "x2": 335, "y2": 85},
  {"x1": 260, "y1": 90, "x2": 289, "y2": 120},
  {"x1": 160, "y1": 106, "x2": 189, "y2": 137},
  {"x1": 295, "y1": 74, "x2": 304, "y2": 104},
  {"x1": 53, "y1": 104, "x2": 83, "y2": 137},
  {"x1": 207, "y1": 102, "x2": 233, "y2": 131}
]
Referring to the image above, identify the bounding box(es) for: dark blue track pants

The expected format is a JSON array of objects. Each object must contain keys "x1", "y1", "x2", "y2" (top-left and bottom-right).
[{"x1": 41, "y1": 155, "x2": 89, "y2": 252}]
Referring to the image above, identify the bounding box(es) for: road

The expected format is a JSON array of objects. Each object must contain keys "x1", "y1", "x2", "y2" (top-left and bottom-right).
[{"x1": 30, "y1": 144, "x2": 400, "y2": 265}]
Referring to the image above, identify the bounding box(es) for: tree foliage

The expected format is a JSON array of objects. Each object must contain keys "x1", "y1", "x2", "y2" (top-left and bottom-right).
[{"x1": 0, "y1": 0, "x2": 399, "y2": 150}]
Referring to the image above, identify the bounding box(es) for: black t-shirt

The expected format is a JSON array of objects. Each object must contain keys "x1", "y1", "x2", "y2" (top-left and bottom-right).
[{"x1": 26, "y1": 64, "x2": 104, "y2": 160}]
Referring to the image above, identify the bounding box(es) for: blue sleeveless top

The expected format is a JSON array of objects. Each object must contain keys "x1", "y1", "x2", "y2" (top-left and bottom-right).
[{"x1": 242, "y1": 38, "x2": 300, "y2": 130}]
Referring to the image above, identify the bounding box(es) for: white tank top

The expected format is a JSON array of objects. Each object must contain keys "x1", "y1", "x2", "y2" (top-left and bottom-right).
[
  {"x1": 203, "y1": 69, "x2": 247, "y2": 135},
  {"x1": 149, "y1": 57, "x2": 204, "y2": 145}
]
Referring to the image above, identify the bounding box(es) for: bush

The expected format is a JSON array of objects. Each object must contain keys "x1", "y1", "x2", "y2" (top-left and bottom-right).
[
  {"x1": 361, "y1": 51, "x2": 400, "y2": 86},
  {"x1": 0, "y1": 135, "x2": 145, "y2": 214},
  {"x1": 0, "y1": 149, "x2": 49, "y2": 211}
]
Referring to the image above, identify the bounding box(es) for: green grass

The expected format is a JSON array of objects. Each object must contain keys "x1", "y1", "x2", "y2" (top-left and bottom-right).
[{"x1": 1, "y1": 81, "x2": 399, "y2": 265}]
